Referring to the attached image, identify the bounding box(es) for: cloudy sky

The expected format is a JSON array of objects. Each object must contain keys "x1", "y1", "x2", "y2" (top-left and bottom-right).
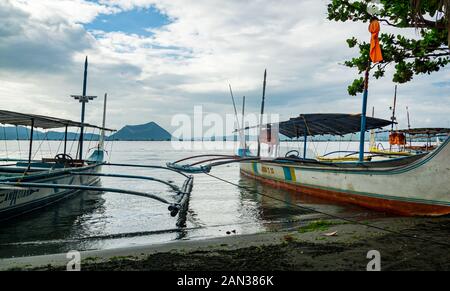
[{"x1": 1, "y1": 0, "x2": 449, "y2": 136}]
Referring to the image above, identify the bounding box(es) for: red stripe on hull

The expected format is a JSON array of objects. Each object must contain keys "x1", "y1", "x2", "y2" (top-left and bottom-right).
[{"x1": 241, "y1": 170, "x2": 450, "y2": 217}]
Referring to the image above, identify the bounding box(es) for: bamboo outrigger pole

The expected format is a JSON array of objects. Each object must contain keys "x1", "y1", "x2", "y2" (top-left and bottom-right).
[{"x1": 257, "y1": 69, "x2": 267, "y2": 157}]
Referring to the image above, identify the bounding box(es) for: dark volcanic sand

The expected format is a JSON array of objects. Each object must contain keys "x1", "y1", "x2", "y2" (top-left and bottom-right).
[{"x1": 9, "y1": 217, "x2": 449, "y2": 271}]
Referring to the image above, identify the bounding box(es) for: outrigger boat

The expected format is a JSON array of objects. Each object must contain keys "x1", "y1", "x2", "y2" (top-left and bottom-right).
[
  {"x1": 168, "y1": 71, "x2": 450, "y2": 216},
  {"x1": 169, "y1": 20, "x2": 450, "y2": 217},
  {"x1": 169, "y1": 112, "x2": 450, "y2": 216},
  {"x1": 0, "y1": 58, "x2": 193, "y2": 225},
  {"x1": 238, "y1": 114, "x2": 450, "y2": 216},
  {"x1": 0, "y1": 109, "x2": 114, "y2": 220}
]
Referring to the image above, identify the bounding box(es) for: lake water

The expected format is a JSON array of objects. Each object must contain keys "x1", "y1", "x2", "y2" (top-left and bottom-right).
[{"x1": 0, "y1": 140, "x2": 390, "y2": 258}]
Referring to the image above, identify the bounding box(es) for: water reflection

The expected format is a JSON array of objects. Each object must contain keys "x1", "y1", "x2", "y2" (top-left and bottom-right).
[
  {"x1": 0, "y1": 141, "x2": 385, "y2": 259},
  {"x1": 237, "y1": 174, "x2": 388, "y2": 231},
  {"x1": 0, "y1": 186, "x2": 106, "y2": 258}
]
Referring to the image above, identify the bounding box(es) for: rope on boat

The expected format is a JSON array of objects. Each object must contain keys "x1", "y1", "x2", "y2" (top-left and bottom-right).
[{"x1": 203, "y1": 171, "x2": 450, "y2": 248}]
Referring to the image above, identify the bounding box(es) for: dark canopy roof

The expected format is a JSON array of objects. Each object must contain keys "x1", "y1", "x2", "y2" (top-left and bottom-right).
[
  {"x1": 0, "y1": 110, "x2": 115, "y2": 131},
  {"x1": 397, "y1": 128, "x2": 450, "y2": 136},
  {"x1": 279, "y1": 113, "x2": 392, "y2": 138}
]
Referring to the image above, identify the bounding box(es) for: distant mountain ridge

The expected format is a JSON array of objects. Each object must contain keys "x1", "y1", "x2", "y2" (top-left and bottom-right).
[
  {"x1": 0, "y1": 122, "x2": 172, "y2": 141},
  {"x1": 0, "y1": 126, "x2": 99, "y2": 141},
  {"x1": 108, "y1": 122, "x2": 172, "y2": 141}
]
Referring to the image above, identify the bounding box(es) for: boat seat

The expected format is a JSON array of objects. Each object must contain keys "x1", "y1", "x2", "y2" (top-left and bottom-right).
[
  {"x1": 15, "y1": 162, "x2": 62, "y2": 169},
  {"x1": 41, "y1": 158, "x2": 85, "y2": 167}
]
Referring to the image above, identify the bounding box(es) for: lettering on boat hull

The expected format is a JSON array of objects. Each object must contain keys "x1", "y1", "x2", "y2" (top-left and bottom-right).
[{"x1": 0, "y1": 189, "x2": 39, "y2": 207}]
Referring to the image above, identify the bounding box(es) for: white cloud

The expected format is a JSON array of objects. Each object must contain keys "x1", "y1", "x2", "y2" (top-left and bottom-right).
[
  {"x1": 11, "y1": 0, "x2": 118, "y2": 23},
  {"x1": 0, "y1": 0, "x2": 448, "y2": 133}
]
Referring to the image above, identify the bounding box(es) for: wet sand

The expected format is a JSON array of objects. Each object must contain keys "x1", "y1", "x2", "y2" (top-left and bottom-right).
[{"x1": 2, "y1": 216, "x2": 450, "y2": 271}]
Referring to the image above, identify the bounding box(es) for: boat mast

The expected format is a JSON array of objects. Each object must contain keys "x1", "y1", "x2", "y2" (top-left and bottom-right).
[
  {"x1": 390, "y1": 85, "x2": 398, "y2": 131},
  {"x1": 27, "y1": 119, "x2": 35, "y2": 170},
  {"x1": 229, "y1": 84, "x2": 241, "y2": 133},
  {"x1": 63, "y1": 125, "x2": 68, "y2": 156},
  {"x1": 80, "y1": 56, "x2": 88, "y2": 160},
  {"x1": 241, "y1": 96, "x2": 246, "y2": 151},
  {"x1": 359, "y1": 17, "x2": 383, "y2": 162},
  {"x1": 406, "y1": 106, "x2": 412, "y2": 147},
  {"x1": 241, "y1": 96, "x2": 246, "y2": 132},
  {"x1": 99, "y1": 93, "x2": 108, "y2": 150},
  {"x1": 257, "y1": 69, "x2": 267, "y2": 157},
  {"x1": 358, "y1": 64, "x2": 371, "y2": 162},
  {"x1": 389, "y1": 85, "x2": 398, "y2": 151},
  {"x1": 71, "y1": 56, "x2": 97, "y2": 161},
  {"x1": 406, "y1": 106, "x2": 411, "y2": 130},
  {"x1": 303, "y1": 118, "x2": 308, "y2": 159},
  {"x1": 369, "y1": 107, "x2": 376, "y2": 151}
]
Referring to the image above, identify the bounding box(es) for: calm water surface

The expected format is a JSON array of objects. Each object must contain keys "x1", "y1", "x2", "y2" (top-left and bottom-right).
[{"x1": 0, "y1": 141, "x2": 387, "y2": 258}]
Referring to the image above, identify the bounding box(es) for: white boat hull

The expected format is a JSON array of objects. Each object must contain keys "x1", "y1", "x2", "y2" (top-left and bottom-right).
[
  {"x1": 0, "y1": 165, "x2": 101, "y2": 220},
  {"x1": 240, "y1": 138, "x2": 450, "y2": 216}
]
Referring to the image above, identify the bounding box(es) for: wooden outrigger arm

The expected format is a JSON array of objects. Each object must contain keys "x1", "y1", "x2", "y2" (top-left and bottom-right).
[
  {"x1": 104, "y1": 163, "x2": 190, "y2": 178},
  {"x1": 70, "y1": 172, "x2": 181, "y2": 192},
  {"x1": 167, "y1": 154, "x2": 255, "y2": 174},
  {"x1": 0, "y1": 177, "x2": 194, "y2": 218},
  {"x1": 0, "y1": 182, "x2": 173, "y2": 205},
  {"x1": 175, "y1": 176, "x2": 194, "y2": 227},
  {"x1": 69, "y1": 171, "x2": 195, "y2": 221}
]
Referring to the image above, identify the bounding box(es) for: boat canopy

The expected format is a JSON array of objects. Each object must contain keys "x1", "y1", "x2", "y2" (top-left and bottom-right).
[
  {"x1": 0, "y1": 110, "x2": 115, "y2": 131},
  {"x1": 278, "y1": 114, "x2": 392, "y2": 138},
  {"x1": 397, "y1": 128, "x2": 450, "y2": 136}
]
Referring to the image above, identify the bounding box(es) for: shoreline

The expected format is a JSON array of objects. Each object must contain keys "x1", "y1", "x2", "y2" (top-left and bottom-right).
[{"x1": 2, "y1": 216, "x2": 450, "y2": 271}]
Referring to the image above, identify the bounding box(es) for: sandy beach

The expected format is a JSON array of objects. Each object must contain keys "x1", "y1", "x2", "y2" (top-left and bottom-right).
[{"x1": 2, "y1": 216, "x2": 450, "y2": 271}]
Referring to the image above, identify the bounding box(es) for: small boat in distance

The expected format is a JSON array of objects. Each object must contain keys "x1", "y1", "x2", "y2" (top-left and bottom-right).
[
  {"x1": 367, "y1": 87, "x2": 446, "y2": 157},
  {"x1": 370, "y1": 128, "x2": 450, "y2": 156}
]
